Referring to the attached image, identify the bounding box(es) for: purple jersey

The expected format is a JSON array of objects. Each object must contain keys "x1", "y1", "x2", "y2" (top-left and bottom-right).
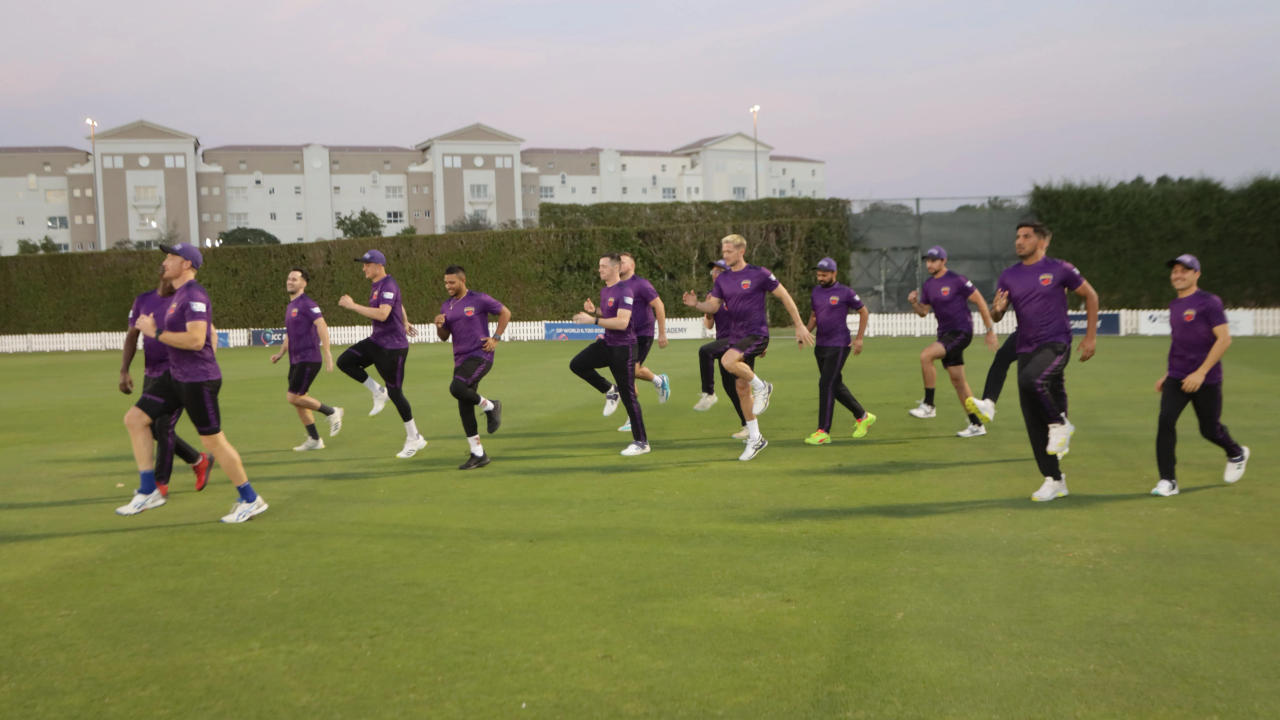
[
  {"x1": 441, "y1": 290, "x2": 504, "y2": 361},
  {"x1": 1168, "y1": 289, "x2": 1228, "y2": 384},
  {"x1": 128, "y1": 290, "x2": 171, "y2": 377},
  {"x1": 710, "y1": 264, "x2": 780, "y2": 341},
  {"x1": 920, "y1": 270, "x2": 976, "y2": 336},
  {"x1": 599, "y1": 281, "x2": 636, "y2": 347},
  {"x1": 368, "y1": 275, "x2": 407, "y2": 349},
  {"x1": 625, "y1": 276, "x2": 659, "y2": 338},
  {"x1": 285, "y1": 293, "x2": 324, "y2": 364},
  {"x1": 162, "y1": 280, "x2": 220, "y2": 382},
  {"x1": 810, "y1": 283, "x2": 864, "y2": 347},
  {"x1": 996, "y1": 257, "x2": 1084, "y2": 354}
]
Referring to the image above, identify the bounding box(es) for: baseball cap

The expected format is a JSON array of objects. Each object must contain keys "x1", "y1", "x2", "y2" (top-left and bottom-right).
[
  {"x1": 922, "y1": 245, "x2": 947, "y2": 260},
  {"x1": 1166, "y1": 253, "x2": 1201, "y2": 271},
  {"x1": 356, "y1": 249, "x2": 387, "y2": 265},
  {"x1": 814, "y1": 257, "x2": 838, "y2": 271},
  {"x1": 159, "y1": 242, "x2": 203, "y2": 269},
  {"x1": 707, "y1": 259, "x2": 730, "y2": 270}
]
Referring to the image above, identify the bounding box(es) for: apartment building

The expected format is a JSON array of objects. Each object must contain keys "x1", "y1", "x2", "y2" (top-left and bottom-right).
[{"x1": 0, "y1": 120, "x2": 824, "y2": 255}]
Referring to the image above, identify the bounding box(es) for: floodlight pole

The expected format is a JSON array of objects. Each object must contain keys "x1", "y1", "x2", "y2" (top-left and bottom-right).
[{"x1": 749, "y1": 105, "x2": 760, "y2": 200}]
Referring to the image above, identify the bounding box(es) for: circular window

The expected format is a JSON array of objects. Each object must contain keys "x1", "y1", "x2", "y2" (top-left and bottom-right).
[
  {"x1": 138, "y1": 155, "x2": 151, "y2": 167},
  {"x1": 311, "y1": 158, "x2": 322, "y2": 169},
  {"x1": 473, "y1": 156, "x2": 484, "y2": 167}
]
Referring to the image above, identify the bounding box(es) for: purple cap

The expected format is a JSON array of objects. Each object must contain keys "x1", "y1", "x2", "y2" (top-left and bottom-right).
[
  {"x1": 923, "y1": 245, "x2": 947, "y2": 260},
  {"x1": 159, "y1": 242, "x2": 203, "y2": 269},
  {"x1": 356, "y1": 249, "x2": 387, "y2": 265},
  {"x1": 1166, "y1": 254, "x2": 1200, "y2": 271},
  {"x1": 814, "y1": 257, "x2": 838, "y2": 271},
  {"x1": 707, "y1": 259, "x2": 730, "y2": 270}
]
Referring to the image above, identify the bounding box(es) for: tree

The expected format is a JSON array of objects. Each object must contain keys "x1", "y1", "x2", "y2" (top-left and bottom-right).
[
  {"x1": 396, "y1": 225, "x2": 418, "y2": 237},
  {"x1": 17, "y1": 239, "x2": 39, "y2": 254},
  {"x1": 218, "y1": 227, "x2": 280, "y2": 245},
  {"x1": 445, "y1": 211, "x2": 494, "y2": 233},
  {"x1": 39, "y1": 235, "x2": 61, "y2": 253},
  {"x1": 112, "y1": 239, "x2": 136, "y2": 250},
  {"x1": 335, "y1": 209, "x2": 384, "y2": 238},
  {"x1": 156, "y1": 222, "x2": 182, "y2": 246}
]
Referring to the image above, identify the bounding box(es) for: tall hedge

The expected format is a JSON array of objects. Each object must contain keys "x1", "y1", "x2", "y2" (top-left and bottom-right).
[
  {"x1": 539, "y1": 197, "x2": 852, "y2": 228},
  {"x1": 0, "y1": 219, "x2": 849, "y2": 333},
  {"x1": 1030, "y1": 176, "x2": 1280, "y2": 307}
]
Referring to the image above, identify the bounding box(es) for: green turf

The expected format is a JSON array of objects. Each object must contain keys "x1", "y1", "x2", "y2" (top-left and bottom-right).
[{"x1": 1, "y1": 337, "x2": 1276, "y2": 718}]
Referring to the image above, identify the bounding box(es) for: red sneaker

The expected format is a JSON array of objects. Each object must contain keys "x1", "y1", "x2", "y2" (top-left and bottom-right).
[
  {"x1": 193, "y1": 453, "x2": 214, "y2": 492},
  {"x1": 157, "y1": 482, "x2": 170, "y2": 498}
]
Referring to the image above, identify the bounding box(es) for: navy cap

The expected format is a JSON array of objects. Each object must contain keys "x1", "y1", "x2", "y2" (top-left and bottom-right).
[
  {"x1": 708, "y1": 259, "x2": 730, "y2": 270},
  {"x1": 356, "y1": 249, "x2": 387, "y2": 265},
  {"x1": 1166, "y1": 253, "x2": 1200, "y2": 271},
  {"x1": 923, "y1": 245, "x2": 947, "y2": 260},
  {"x1": 159, "y1": 242, "x2": 203, "y2": 269},
  {"x1": 814, "y1": 257, "x2": 838, "y2": 271}
]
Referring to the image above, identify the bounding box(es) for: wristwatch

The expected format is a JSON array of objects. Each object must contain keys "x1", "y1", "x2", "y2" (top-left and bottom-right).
[{"x1": 492, "y1": 334, "x2": 503, "y2": 342}]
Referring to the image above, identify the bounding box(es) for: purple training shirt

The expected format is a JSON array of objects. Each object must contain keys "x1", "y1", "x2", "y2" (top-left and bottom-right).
[
  {"x1": 285, "y1": 293, "x2": 324, "y2": 364},
  {"x1": 810, "y1": 282, "x2": 864, "y2": 347},
  {"x1": 920, "y1": 270, "x2": 975, "y2": 336},
  {"x1": 162, "y1": 280, "x2": 221, "y2": 383},
  {"x1": 625, "y1": 275, "x2": 659, "y2": 338},
  {"x1": 1168, "y1": 289, "x2": 1229, "y2": 384},
  {"x1": 599, "y1": 281, "x2": 636, "y2": 347},
  {"x1": 996, "y1": 257, "x2": 1084, "y2": 354},
  {"x1": 440, "y1": 290, "x2": 505, "y2": 362},
  {"x1": 710, "y1": 264, "x2": 780, "y2": 342},
  {"x1": 368, "y1": 275, "x2": 408, "y2": 349},
  {"x1": 129, "y1": 290, "x2": 171, "y2": 377}
]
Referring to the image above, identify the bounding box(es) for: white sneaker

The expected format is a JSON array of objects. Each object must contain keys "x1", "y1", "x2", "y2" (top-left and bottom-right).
[
  {"x1": 956, "y1": 423, "x2": 987, "y2": 438},
  {"x1": 115, "y1": 489, "x2": 166, "y2": 516},
  {"x1": 966, "y1": 396, "x2": 996, "y2": 423},
  {"x1": 731, "y1": 427, "x2": 750, "y2": 441},
  {"x1": 369, "y1": 387, "x2": 389, "y2": 416},
  {"x1": 328, "y1": 407, "x2": 345, "y2": 437},
  {"x1": 617, "y1": 421, "x2": 632, "y2": 432},
  {"x1": 693, "y1": 393, "x2": 718, "y2": 411},
  {"x1": 908, "y1": 401, "x2": 936, "y2": 418},
  {"x1": 655, "y1": 374, "x2": 671, "y2": 404},
  {"x1": 751, "y1": 381, "x2": 773, "y2": 415},
  {"x1": 1031, "y1": 475, "x2": 1069, "y2": 502},
  {"x1": 620, "y1": 441, "x2": 651, "y2": 456},
  {"x1": 1047, "y1": 421, "x2": 1075, "y2": 456},
  {"x1": 220, "y1": 495, "x2": 268, "y2": 523},
  {"x1": 293, "y1": 437, "x2": 325, "y2": 451},
  {"x1": 1151, "y1": 479, "x2": 1179, "y2": 497},
  {"x1": 739, "y1": 436, "x2": 768, "y2": 461},
  {"x1": 602, "y1": 387, "x2": 621, "y2": 417},
  {"x1": 396, "y1": 434, "x2": 428, "y2": 458},
  {"x1": 1224, "y1": 446, "x2": 1250, "y2": 484}
]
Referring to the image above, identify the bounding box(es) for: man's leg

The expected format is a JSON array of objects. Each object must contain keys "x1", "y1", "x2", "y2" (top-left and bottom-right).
[
  {"x1": 1189, "y1": 383, "x2": 1244, "y2": 458},
  {"x1": 719, "y1": 356, "x2": 746, "y2": 428},
  {"x1": 177, "y1": 378, "x2": 267, "y2": 521},
  {"x1": 1156, "y1": 381, "x2": 1193, "y2": 481},
  {"x1": 982, "y1": 331, "x2": 1019, "y2": 403},
  {"x1": 814, "y1": 347, "x2": 840, "y2": 432},
  {"x1": 1017, "y1": 352, "x2": 1064, "y2": 493},
  {"x1": 831, "y1": 348, "x2": 866, "y2": 420},
  {"x1": 698, "y1": 340, "x2": 720, "y2": 395},
  {"x1": 911, "y1": 342, "x2": 945, "y2": 416},
  {"x1": 570, "y1": 339, "x2": 614, "y2": 394},
  {"x1": 722, "y1": 336, "x2": 771, "y2": 415},
  {"x1": 609, "y1": 345, "x2": 647, "y2": 447}
]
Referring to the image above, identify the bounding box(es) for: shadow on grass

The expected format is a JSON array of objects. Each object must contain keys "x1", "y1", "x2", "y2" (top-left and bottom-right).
[
  {"x1": 761, "y1": 491, "x2": 1168, "y2": 521},
  {"x1": 0, "y1": 519, "x2": 217, "y2": 544},
  {"x1": 0, "y1": 496, "x2": 130, "y2": 511}
]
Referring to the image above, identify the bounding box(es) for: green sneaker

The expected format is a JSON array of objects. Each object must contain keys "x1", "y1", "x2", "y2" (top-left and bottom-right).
[
  {"x1": 804, "y1": 430, "x2": 831, "y2": 445},
  {"x1": 852, "y1": 412, "x2": 877, "y2": 439}
]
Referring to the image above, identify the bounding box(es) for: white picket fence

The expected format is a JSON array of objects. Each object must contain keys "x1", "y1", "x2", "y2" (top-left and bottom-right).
[{"x1": 2, "y1": 310, "x2": 1278, "y2": 354}]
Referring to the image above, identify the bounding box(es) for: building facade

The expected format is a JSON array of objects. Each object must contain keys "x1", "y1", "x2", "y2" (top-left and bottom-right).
[{"x1": 0, "y1": 121, "x2": 825, "y2": 255}]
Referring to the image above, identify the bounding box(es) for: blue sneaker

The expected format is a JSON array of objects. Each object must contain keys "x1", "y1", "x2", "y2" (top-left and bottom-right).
[{"x1": 655, "y1": 374, "x2": 671, "y2": 404}]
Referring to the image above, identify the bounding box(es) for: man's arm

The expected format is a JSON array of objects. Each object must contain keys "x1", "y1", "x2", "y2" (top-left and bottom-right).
[
  {"x1": 770, "y1": 284, "x2": 815, "y2": 346},
  {"x1": 1074, "y1": 280, "x2": 1099, "y2": 361},
  {"x1": 852, "y1": 306, "x2": 869, "y2": 354},
  {"x1": 990, "y1": 289, "x2": 1010, "y2": 323},
  {"x1": 652, "y1": 297, "x2": 668, "y2": 348},
  {"x1": 805, "y1": 312, "x2": 817, "y2": 333},
  {"x1": 119, "y1": 327, "x2": 140, "y2": 393},
  {"x1": 1181, "y1": 324, "x2": 1231, "y2": 392},
  {"x1": 575, "y1": 308, "x2": 632, "y2": 330},
  {"x1": 401, "y1": 304, "x2": 417, "y2": 337},
  {"x1": 316, "y1": 318, "x2": 334, "y2": 371},
  {"x1": 338, "y1": 294, "x2": 393, "y2": 322},
  {"x1": 906, "y1": 289, "x2": 930, "y2": 318},
  {"x1": 969, "y1": 289, "x2": 999, "y2": 351},
  {"x1": 271, "y1": 333, "x2": 290, "y2": 364},
  {"x1": 482, "y1": 305, "x2": 513, "y2": 353},
  {"x1": 683, "y1": 291, "x2": 722, "y2": 314}
]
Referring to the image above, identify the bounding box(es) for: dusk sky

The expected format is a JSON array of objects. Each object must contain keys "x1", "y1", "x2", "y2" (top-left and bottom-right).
[{"x1": 4, "y1": 0, "x2": 1276, "y2": 200}]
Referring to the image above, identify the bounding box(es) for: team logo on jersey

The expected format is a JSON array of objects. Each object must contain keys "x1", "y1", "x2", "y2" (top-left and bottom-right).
[
  {"x1": 1039, "y1": 274, "x2": 1053, "y2": 286},
  {"x1": 741, "y1": 280, "x2": 752, "y2": 290},
  {"x1": 167, "y1": 302, "x2": 177, "y2": 315},
  {"x1": 829, "y1": 295, "x2": 839, "y2": 305},
  {"x1": 464, "y1": 306, "x2": 475, "y2": 317},
  {"x1": 1183, "y1": 309, "x2": 1196, "y2": 322},
  {"x1": 940, "y1": 286, "x2": 951, "y2": 296},
  {"x1": 290, "y1": 308, "x2": 298, "y2": 317},
  {"x1": 607, "y1": 297, "x2": 616, "y2": 308}
]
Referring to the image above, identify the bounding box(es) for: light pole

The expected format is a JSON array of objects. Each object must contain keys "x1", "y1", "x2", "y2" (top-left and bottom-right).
[
  {"x1": 85, "y1": 117, "x2": 104, "y2": 251},
  {"x1": 748, "y1": 105, "x2": 760, "y2": 200}
]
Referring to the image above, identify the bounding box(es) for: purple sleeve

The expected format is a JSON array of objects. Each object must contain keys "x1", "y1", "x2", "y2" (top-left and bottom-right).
[
  {"x1": 183, "y1": 288, "x2": 212, "y2": 324},
  {"x1": 848, "y1": 288, "x2": 864, "y2": 311},
  {"x1": 709, "y1": 273, "x2": 726, "y2": 301},
  {"x1": 379, "y1": 278, "x2": 400, "y2": 306},
  {"x1": 760, "y1": 268, "x2": 780, "y2": 293},
  {"x1": 485, "y1": 294, "x2": 505, "y2": 317},
  {"x1": 919, "y1": 283, "x2": 931, "y2": 305},
  {"x1": 309, "y1": 299, "x2": 323, "y2": 321},
  {"x1": 996, "y1": 269, "x2": 1011, "y2": 294},
  {"x1": 128, "y1": 296, "x2": 142, "y2": 329},
  {"x1": 1204, "y1": 295, "x2": 1228, "y2": 327},
  {"x1": 637, "y1": 280, "x2": 658, "y2": 305},
  {"x1": 1062, "y1": 262, "x2": 1084, "y2": 291}
]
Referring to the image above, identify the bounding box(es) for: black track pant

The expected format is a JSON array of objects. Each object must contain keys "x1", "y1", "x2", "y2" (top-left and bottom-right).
[
  {"x1": 1156, "y1": 381, "x2": 1242, "y2": 480},
  {"x1": 338, "y1": 339, "x2": 414, "y2": 422},
  {"x1": 814, "y1": 346, "x2": 865, "y2": 431},
  {"x1": 699, "y1": 338, "x2": 746, "y2": 425},
  {"x1": 981, "y1": 330, "x2": 1019, "y2": 403},
  {"x1": 450, "y1": 355, "x2": 493, "y2": 437},
  {"x1": 1016, "y1": 343, "x2": 1070, "y2": 480},
  {"x1": 570, "y1": 339, "x2": 647, "y2": 443}
]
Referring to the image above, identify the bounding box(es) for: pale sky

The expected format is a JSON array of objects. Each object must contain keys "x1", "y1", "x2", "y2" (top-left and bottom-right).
[{"x1": 3, "y1": 0, "x2": 1277, "y2": 199}]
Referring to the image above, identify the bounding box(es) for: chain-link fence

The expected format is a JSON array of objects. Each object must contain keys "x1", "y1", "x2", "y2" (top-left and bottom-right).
[{"x1": 846, "y1": 196, "x2": 1030, "y2": 312}]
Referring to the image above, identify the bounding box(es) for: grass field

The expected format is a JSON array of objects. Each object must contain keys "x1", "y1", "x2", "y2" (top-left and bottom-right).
[{"x1": 1, "y1": 336, "x2": 1277, "y2": 718}]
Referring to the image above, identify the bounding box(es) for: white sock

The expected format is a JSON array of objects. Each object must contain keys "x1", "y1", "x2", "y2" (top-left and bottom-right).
[
  {"x1": 749, "y1": 375, "x2": 765, "y2": 392},
  {"x1": 746, "y1": 419, "x2": 760, "y2": 442},
  {"x1": 651, "y1": 376, "x2": 663, "y2": 387},
  {"x1": 363, "y1": 378, "x2": 381, "y2": 393},
  {"x1": 468, "y1": 435, "x2": 484, "y2": 456},
  {"x1": 479, "y1": 397, "x2": 494, "y2": 412},
  {"x1": 404, "y1": 419, "x2": 418, "y2": 439}
]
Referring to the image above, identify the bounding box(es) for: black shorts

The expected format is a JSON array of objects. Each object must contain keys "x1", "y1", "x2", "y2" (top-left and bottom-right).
[
  {"x1": 135, "y1": 372, "x2": 184, "y2": 419},
  {"x1": 176, "y1": 379, "x2": 223, "y2": 436},
  {"x1": 938, "y1": 330, "x2": 973, "y2": 368},
  {"x1": 729, "y1": 334, "x2": 770, "y2": 361},
  {"x1": 453, "y1": 355, "x2": 493, "y2": 387},
  {"x1": 341, "y1": 338, "x2": 409, "y2": 388},
  {"x1": 288, "y1": 361, "x2": 322, "y2": 395},
  {"x1": 635, "y1": 336, "x2": 654, "y2": 365}
]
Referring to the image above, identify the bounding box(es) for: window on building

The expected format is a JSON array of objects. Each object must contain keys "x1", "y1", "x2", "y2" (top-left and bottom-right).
[
  {"x1": 413, "y1": 210, "x2": 422, "y2": 219},
  {"x1": 733, "y1": 187, "x2": 747, "y2": 200},
  {"x1": 73, "y1": 188, "x2": 81, "y2": 198},
  {"x1": 540, "y1": 186, "x2": 554, "y2": 199},
  {"x1": 695, "y1": 187, "x2": 700, "y2": 195},
  {"x1": 294, "y1": 186, "x2": 302, "y2": 195},
  {"x1": 497, "y1": 156, "x2": 513, "y2": 169},
  {"x1": 134, "y1": 186, "x2": 158, "y2": 203},
  {"x1": 200, "y1": 186, "x2": 208, "y2": 196},
  {"x1": 269, "y1": 212, "x2": 278, "y2": 221},
  {"x1": 238, "y1": 161, "x2": 247, "y2": 170},
  {"x1": 811, "y1": 169, "x2": 816, "y2": 177},
  {"x1": 74, "y1": 215, "x2": 82, "y2": 224},
  {"x1": 296, "y1": 237, "x2": 303, "y2": 243},
  {"x1": 226, "y1": 186, "x2": 247, "y2": 200},
  {"x1": 16, "y1": 216, "x2": 24, "y2": 226},
  {"x1": 546, "y1": 161, "x2": 554, "y2": 169},
  {"x1": 137, "y1": 213, "x2": 157, "y2": 229},
  {"x1": 469, "y1": 184, "x2": 489, "y2": 200},
  {"x1": 213, "y1": 213, "x2": 221, "y2": 221},
  {"x1": 85, "y1": 188, "x2": 92, "y2": 197},
  {"x1": 333, "y1": 186, "x2": 341, "y2": 195},
  {"x1": 334, "y1": 212, "x2": 341, "y2": 223},
  {"x1": 268, "y1": 186, "x2": 276, "y2": 195},
  {"x1": 622, "y1": 187, "x2": 628, "y2": 195},
  {"x1": 662, "y1": 187, "x2": 676, "y2": 199},
  {"x1": 782, "y1": 168, "x2": 787, "y2": 176},
  {"x1": 253, "y1": 172, "x2": 263, "y2": 186},
  {"x1": 386, "y1": 211, "x2": 404, "y2": 224},
  {"x1": 228, "y1": 213, "x2": 248, "y2": 228},
  {"x1": 87, "y1": 215, "x2": 94, "y2": 224},
  {"x1": 571, "y1": 187, "x2": 576, "y2": 194},
  {"x1": 212, "y1": 187, "x2": 220, "y2": 195},
  {"x1": 424, "y1": 210, "x2": 431, "y2": 218},
  {"x1": 621, "y1": 163, "x2": 627, "y2": 172},
  {"x1": 176, "y1": 155, "x2": 185, "y2": 168},
  {"x1": 293, "y1": 160, "x2": 301, "y2": 170},
  {"x1": 790, "y1": 178, "x2": 795, "y2": 189},
  {"x1": 651, "y1": 175, "x2": 657, "y2": 186},
  {"x1": 45, "y1": 189, "x2": 67, "y2": 203},
  {"x1": 591, "y1": 186, "x2": 597, "y2": 195},
  {"x1": 296, "y1": 212, "x2": 303, "y2": 221},
  {"x1": 201, "y1": 213, "x2": 210, "y2": 221},
  {"x1": 641, "y1": 187, "x2": 647, "y2": 195},
  {"x1": 779, "y1": 190, "x2": 787, "y2": 197},
  {"x1": 370, "y1": 171, "x2": 380, "y2": 186},
  {"x1": 560, "y1": 173, "x2": 567, "y2": 186},
  {"x1": 43, "y1": 162, "x2": 51, "y2": 172},
  {"x1": 165, "y1": 155, "x2": 175, "y2": 168},
  {"x1": 661, "y1": 164, "x2": 667, "y2": 172},
  {"x1": 383, "y1": 160, "x2": 391, "y2": 171},
  {"x1": 332, "y1": 160, "x2": 340, "y2": 169},
  {"x1": 386, "y1": 185, "x2": 404, "y2": 199}
]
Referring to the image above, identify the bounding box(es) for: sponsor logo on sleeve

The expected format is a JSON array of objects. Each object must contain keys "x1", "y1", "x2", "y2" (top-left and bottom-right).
[
  {"x1": 310, "y1": 306, "x2": 321, "y2": 314},
  {"x1": 624, "y1": 297, "x2": 633, "y2": 305},
  {"x1": 1183, "y1": 309, "x2": 1196, "y2": 322},
  {"x1": 190, "y1": 301, "x2": 207, "y2": 312},
  {"x1": 1038, "y1": 274, "x2": 1053, "y2": 286},
  {"x1": 382, "y1": 291, "x2": 395, "y2": 300},
  {"x1": 768, "y1": 273, "x2": 777, "y2": 281}
]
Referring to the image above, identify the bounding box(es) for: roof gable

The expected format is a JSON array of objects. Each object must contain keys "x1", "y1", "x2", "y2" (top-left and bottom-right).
[
  {"x1": 416, "y1": 123, "x2": 524, "y2": 149},
  {"x1": 94, "y1": 119, "x2": 198, "y2": 142}
]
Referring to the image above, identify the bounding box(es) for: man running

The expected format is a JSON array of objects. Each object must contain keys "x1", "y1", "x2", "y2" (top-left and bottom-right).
[
  {"x1": 610, "y1": 252, "x2": 670, "y2": 432},
  {"x1": 693, "y1": 260, "x2": 749, "y2": 439},
  {"x1": 271, "y1": 267, "x2": 342, "y2": 451},
  {"x1": 804, "y1": 257, "x2": 874, "y2": 445}
]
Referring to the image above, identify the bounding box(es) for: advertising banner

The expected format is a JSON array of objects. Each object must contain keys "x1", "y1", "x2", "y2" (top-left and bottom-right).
[
  {"x1": 1069, "y1": 311, "x2": 1120, "y2": 336},
  {"x1": 251, "y1": 328, "x2": 286, "y2": 346}
]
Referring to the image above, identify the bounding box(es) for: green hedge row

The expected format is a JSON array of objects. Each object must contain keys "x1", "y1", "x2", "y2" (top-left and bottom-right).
[
  {"x1": 539, "y1": 197, "x2": 852, "y2": 228},
  {"x1": 1030, "y1": 176, "x2": 1280, "y2": 307},
  {"x1": 0, "y1": 219, "x2": 850, "y2": 333}
]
